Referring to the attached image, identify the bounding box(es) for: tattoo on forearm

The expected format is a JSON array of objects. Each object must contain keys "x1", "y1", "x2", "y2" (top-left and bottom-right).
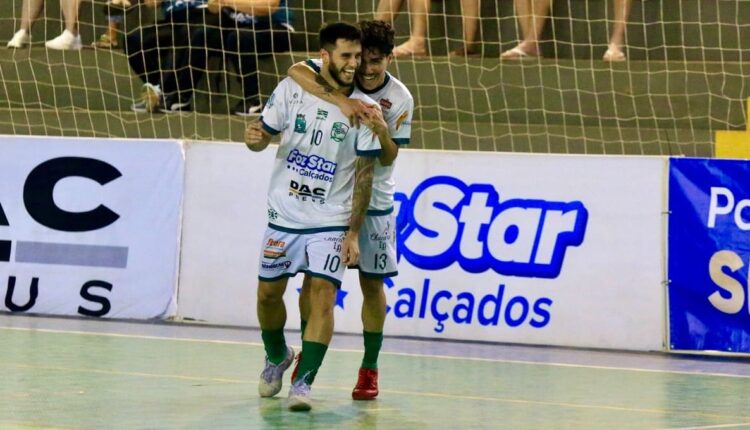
[
  {"x1": 350, "y1": 156, "x2": 375, "y2": 234},
  {"x1": 314, "y1": 74, "x2": 336, "y2": 97}
]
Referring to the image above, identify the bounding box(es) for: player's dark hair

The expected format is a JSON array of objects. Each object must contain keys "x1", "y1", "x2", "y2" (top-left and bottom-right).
[
  {"x1": 359, "y1": 20, "x2": 395, "y2": 56},
  {"x1": 319, "y1": 22, "x2": 362, "y2": 52}
]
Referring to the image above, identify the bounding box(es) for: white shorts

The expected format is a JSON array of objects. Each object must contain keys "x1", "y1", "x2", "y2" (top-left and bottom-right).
[
  {"x1": 352, "y1": 211, "x2": 398, "y2": 279},
  {"x1": 258, "y1": 227, "x2": 347, "y2": 287}
]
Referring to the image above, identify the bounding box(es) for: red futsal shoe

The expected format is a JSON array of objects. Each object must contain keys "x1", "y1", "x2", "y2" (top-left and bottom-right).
[{"x1": 352, "y1": 368, "x2": 379, "y2": 400}]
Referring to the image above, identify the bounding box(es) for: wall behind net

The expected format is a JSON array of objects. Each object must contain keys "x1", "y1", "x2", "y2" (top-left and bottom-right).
[{"x1": 1, "y1": 0, "x2": 749, "y2": 156}]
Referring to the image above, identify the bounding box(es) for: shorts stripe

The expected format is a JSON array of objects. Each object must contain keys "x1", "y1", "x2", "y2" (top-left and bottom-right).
[
  {"x1": 259, "y1": 273, "x2": 295, "y2": 283},
  {"x1": 268, "y1": 223, "x2": 348, "y2": 234},
  {"x1": 359, "y1": 270, "x2": 398, "y2": 279},
  {"x1": 366, "y1": 207, "x2": 394, "y2": 216}
]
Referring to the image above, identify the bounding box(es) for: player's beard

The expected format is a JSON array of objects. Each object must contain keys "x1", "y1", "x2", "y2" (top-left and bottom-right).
[{"x1": 328, "y1": 62, "x2": 354, "y2": 88}]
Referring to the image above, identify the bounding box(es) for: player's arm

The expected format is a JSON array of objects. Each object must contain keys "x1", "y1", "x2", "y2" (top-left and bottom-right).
[
  {"x1": 342, "y1": 155, "x2": 376, "y2": 265},
  {"x1": 287, "y1": 61, "x2": 369, "y2": 127},
  {"x1": 361, "y1": 105, "x2": 398, "y2": 166},
  {"x1": 244, "y1": 121, "x2": 272, "y2": 152},
  {"x1": 206, "y1": 0, "x2": 279, "y2": 15}
]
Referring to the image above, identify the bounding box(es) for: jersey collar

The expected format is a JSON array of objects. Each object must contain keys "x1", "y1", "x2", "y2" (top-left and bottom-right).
[{"x1": 357, "y1": 72, "x2": 391, "y2": 95}]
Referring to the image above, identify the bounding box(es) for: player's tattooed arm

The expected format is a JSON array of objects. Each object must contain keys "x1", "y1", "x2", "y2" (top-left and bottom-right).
[
  {"x1": 361, "y1": 105, "x2": 397, "y2": 166},
  {"x1": 288, "y1": 61, "x2": 369, "y2": 127},
  {"x1": 342, "y1": 156, "x2": 375, "y2": 265}
]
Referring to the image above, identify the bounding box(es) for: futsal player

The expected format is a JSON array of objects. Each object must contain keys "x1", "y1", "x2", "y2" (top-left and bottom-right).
[
  {"x1": 244, "y1": 22, "x2": 381, "y2": 411},
  {"x1": 287, "y1": 19, "x2": 414, "y2": 400}
]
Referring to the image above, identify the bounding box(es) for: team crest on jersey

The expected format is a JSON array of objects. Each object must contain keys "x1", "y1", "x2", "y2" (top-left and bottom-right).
[
  {"x1": 268, "y1": 208, "x2": 279, "y2": 221},
  {"x1": 330, "y1": 122, "x2": 349, "y2": 142},
  {"x1": 380, "y1": 98, "x2": 392, "y2": 111},
  {"x1": 317, "y1": 108, "x2": 328, "y2": 120},
  {"x1": 294, "y1": 114, "x2": 307, "y2": 133}
]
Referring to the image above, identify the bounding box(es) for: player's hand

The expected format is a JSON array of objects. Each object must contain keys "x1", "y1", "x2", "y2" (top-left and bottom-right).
[
  {"x1": 342, "y1": 231, "x2": 360, "y2": 266},
  {"x1": 360, "y1": 104, "x2": 387, "y2": 136},
  {"x1": 339, "y1": 98, "x2": 370, "y2": 128},
  {"x1": 206, "y1": 0, "x2": 222, "y2": 14},
  {"x1": 244, "y1": 121, "x2": 268, "y2": 151}
]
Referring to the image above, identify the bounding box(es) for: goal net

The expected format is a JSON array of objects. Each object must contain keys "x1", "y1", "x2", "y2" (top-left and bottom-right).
[{"x1": 0, "y1": 0, "x2": 748, "y2": 157}]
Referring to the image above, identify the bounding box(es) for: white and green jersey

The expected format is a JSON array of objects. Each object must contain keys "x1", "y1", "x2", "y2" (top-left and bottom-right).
[
  {"x1": 260, "y1": 77, "x2": 381, "y2": 233},
  {"x1": 308, "y1": 59, "x2": 414, "y2": 214}
]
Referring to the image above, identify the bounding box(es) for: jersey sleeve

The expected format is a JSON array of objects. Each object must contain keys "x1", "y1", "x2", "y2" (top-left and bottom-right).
[
  {"x1": 355, "y1": 122, "x2": 382, "y2": 156},
  {"x1": 389, "y1": 94, "x2": 414, "y2": 146},
  {"x1": 260, "y1": 79, "x2": 290, "y2": 135},
  {"x1": 305, "y1": 58, "x2": 323, "y2": 73}
]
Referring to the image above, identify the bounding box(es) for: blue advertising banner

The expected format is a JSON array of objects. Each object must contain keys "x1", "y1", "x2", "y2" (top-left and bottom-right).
[{"x1": 669, "y1": 158, "x2": 750, "y2": 353}]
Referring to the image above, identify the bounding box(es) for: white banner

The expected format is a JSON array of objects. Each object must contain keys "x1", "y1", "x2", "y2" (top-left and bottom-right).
[
  {"x1": 0, "y1": 136, "x2": 183, "y2": 318},
  {"x1": 371, "y1": 151, "x2": 666, "y2": 350},
  {"x1": 178, "y1": 144, "x2": 666, "y2": 351},
  {"x1": 178, "y1": 141, "x2": 274, "y2": 325}
]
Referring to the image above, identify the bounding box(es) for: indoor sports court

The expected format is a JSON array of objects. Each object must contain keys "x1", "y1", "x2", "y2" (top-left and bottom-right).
[
  {"x1": 2, "y1": 0, "x2": 750, "y2": 429},
  {"x1": 2, "y1": 315, "x2": 748, "y2": 430}
]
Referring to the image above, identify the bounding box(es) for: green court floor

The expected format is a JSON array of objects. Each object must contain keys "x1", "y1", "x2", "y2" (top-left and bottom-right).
[{"x1": 0, "y1": 316, "x2": 749, "y2": 430}]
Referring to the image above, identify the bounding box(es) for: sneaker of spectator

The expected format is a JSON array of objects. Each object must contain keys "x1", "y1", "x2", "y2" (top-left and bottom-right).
[
  {"x1": 233, "y1": 98, "x2": 263, "y2": 117},
  {"x1": 45, "y1": 29, "x2": 82, "y2": 50},
  {"x1": 6, "y1": 30, "x2": 30, "y2": 48},
  {"x1": 160, "y1": 96, "x2": 192, "y2": 113}
]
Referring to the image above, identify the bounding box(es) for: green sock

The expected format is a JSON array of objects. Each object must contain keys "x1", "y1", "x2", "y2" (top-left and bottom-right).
[
  {"x1": 261, "y1": 329, "x2": 287, "y2": 365},
  {"x1": 361, "y1": 331, "x2": 383, "y2": 369},
  {"x1": 300, "y1": 319, "x2": 308, "y2": 340},
  {"x1": 294, "y1": 341, "x2": 328, "y2": 384}
]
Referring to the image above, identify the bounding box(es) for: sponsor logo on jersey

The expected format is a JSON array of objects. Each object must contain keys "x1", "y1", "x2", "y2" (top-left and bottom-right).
[
  {"x1": 261, "y1": 260, "x2": 292, "y2": 270},
  {"x1": 316, "y1": 109, "x2": 328, "y2": 120},
  {"x1": 380, "y1": 98, "x2": 392, "y2": 110},
  {"x1": 288, "y1": 180, "x2": 326, "y2": 203},
  {"x1": 263, "y1": 238, "x2": 287, "y2": 259},
  {"x1": 331, "y1": 122, "x2": 349, "y2": 143},
  {"x1": 286, "y1": 149, "x2": 337, "y2": 178},
  {"x1": 396, "y1": 111, "x2": 409, "y2": 130}
]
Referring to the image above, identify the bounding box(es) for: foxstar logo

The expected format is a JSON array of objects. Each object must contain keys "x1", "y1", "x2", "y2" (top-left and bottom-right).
[
  {"x1": 286, "y1": 149, "x2": 337, "y2": 176},
  {"x1": 394, "y1": 176, "x2": 588, "y2": 279}
]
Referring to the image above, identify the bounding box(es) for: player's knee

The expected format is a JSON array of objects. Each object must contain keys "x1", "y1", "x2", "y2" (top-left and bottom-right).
[{"x1": 257, "y1": 285, "x2": 283, "y2": 305}]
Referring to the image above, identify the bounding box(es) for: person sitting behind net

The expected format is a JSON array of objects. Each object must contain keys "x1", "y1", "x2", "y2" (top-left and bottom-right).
[
  {"x1": 124, "y1": 0, "x2": 208, "y2": 113},
  {"x1": 7, "y1": 0, "x2": 84, "y2": 50},
  {"x1": 152, "y1": 0, "x2": 293, "y2": 116},
  {"x1": 500, "y1": 0, "x2": 632, "y2": 61}
]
